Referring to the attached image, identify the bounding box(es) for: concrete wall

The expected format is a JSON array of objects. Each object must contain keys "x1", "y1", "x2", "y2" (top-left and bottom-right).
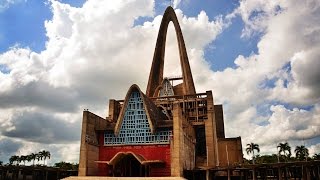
[
  {"x1": 214, "y1": 105, "x2": 225, "y2": 139},
  {"x1": 108, "y1": 99, "x2": 120, "y2": 122},
  {"x1": 205, "y1": 91, "x2": 219, "y2": 167},
  {"x1": 171, "y1": 103, "x2": 196, "y2": 177},
  {"x1": 79, "y1": 111, "x2": 107, "y2": 176},
  {"x1": 217, "y1": 137, "x2": 243, "y2": 167},
  {"x1": 173, "y1": 84, "x2": 184, "y2": 96},
  {"x1": 181, "y1": 114, "x2": 196, "y2": 171}
]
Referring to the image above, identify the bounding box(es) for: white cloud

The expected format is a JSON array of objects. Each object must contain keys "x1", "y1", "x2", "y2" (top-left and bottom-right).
[
  {"x1": 0, "y1": 0, "x2": 319, "y2": 163},
  {"x1": 173, "y1": 0, "x2": 181, "y2": 8},
  {"x1": 309, "y1": 143, "x2": 320, "y2": 156},
  {"x1": 255, "y1": 104, "x2": 320, "y2": 145},
  {"x1": 0, "y1": 0, "x2": 226, "y2": 163},
  {"x1": 206, "y1": 0, "x2": 320, "y2": 155}
]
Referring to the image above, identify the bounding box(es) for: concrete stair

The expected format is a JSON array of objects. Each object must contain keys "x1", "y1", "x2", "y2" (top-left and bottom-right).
[{"x1": 63, "y1": 177, "x2": 186, "y2": 180}]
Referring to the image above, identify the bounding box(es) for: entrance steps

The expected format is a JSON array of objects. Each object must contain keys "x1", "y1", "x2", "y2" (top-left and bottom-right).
[{"x1": 63, "y1": 177, "x2": 186, "y2": 180}]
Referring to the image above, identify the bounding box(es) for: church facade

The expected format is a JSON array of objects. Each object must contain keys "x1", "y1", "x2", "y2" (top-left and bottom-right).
[{"x1": 78, "y1": 6, "x2": 243, "y2": 178}]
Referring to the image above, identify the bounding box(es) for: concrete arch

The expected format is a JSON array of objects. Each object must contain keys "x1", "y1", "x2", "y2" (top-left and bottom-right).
[{"x1": 146, "y1": 6, "x2": 196, "y2": 97}]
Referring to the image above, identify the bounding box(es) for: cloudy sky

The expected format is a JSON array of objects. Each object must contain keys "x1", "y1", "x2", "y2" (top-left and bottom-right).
[{"x1": 0, "y1": 0, "x2": 319, "y2": 164}]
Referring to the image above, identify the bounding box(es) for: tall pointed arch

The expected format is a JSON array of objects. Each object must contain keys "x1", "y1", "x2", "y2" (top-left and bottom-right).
[{"x1": 146, "y1": 6, "x2": 196, "y2": 97}]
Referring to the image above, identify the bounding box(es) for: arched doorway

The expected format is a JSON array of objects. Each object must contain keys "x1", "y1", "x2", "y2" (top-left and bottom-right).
[{"x1": 113, "y1": 154, "x2": 148, "y2": 177}]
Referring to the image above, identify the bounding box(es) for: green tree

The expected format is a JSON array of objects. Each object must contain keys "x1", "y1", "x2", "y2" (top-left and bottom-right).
[
  {"x1": 246, "y1": 143, "x2": 260, "y2": 164},
  {"x1": 0, "y1": 160, "x2": 3, "y2": 166},
  {"x1": 295, "y1": 145, "x2": 309, "y2": 161},
  {"x1": 277, "y1": 142, "x2": 291, "y2": 161},
  {"x1": 312, "y1": 153, "x2": 320, "y2": 160},
  {"x1": 255, "y1": 154, "x2": 278, "y2": 164},
  {"x1": 54, "y1": 161, "x2": 78, "y2": 170}
]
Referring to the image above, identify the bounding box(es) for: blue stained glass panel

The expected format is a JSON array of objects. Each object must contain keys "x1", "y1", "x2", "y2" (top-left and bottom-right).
[{"x1": 104, "y1": 91, "x2": 172, "y2": 145}]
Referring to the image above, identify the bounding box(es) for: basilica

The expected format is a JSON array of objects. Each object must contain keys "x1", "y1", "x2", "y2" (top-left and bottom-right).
[{"x1": 78, "y1": 6, "x2": 243, "y2": 178}]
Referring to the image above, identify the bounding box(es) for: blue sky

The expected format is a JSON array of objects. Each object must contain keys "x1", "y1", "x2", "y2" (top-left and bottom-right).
[
  {"x1": 0, "y1": 0, "x2": 257, "y2": 71},
  {"x1": 172, "y1": 0, "x2": 260, "y2": 70},
  {"x1": 0, "y1": 0, "x2": 319, "y2": 163},
  {"x1": 0, "y1": 0, "x2": 51, "y2": 53},
  {"x1": 0, "y1": 0, "x2": 85, "y2": 53}
]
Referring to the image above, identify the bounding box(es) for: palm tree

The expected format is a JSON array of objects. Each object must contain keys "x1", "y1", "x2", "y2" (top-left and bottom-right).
[
  {"x1": 15, "y1": 155, "x2": 20, "y2": 165},
  {"x1": 246, "y1": 143, "x2": 260, "y2": 164},
  {"x1": 9, "y1": 156, "x2": 15, "y2": 165},
  {"x1": 26, "y1": 154, "x2": 33, "y2": 165},
  {"x1": 295, "y1": 145, "x2": 309, "y2": 161},
  {"x1": 20, "y1": 155, "x2": 27, "y2": 165},
  {"x1": 277, "y1": 142, "x2": 291, "y2": 161},
  {"x1": 36, "y1": 152, "x2": 42, "y2": 165},
  {"x1": 9, "y1": 155, "x2": 19, "y2": 165},
  {"x1": 41, "y1": 150, "x2": 51, "y2": 165},
  {"x1": 29, "y1": 153, "x2": 37, "y2": 166}
]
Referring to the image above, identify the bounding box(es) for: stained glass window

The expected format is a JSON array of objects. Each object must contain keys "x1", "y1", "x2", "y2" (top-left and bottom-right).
[{"x1": 104, "y1": 91, "x2": 172, "y2": 145}]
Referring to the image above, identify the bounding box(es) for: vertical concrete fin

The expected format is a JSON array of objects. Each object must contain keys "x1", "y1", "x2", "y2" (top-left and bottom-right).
[
  {"x1": 146, "y1": 6, "x2": 196, "y2": 97},
  {"x1": 205, "y1": 91, "x2": 219, "y2": 167},
  {"x1": 78, "y1": 111, "x2": 88, "y2": 176},
  {"x1": 171, "y1": 103, "x2": 184, "y2": 176}
]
